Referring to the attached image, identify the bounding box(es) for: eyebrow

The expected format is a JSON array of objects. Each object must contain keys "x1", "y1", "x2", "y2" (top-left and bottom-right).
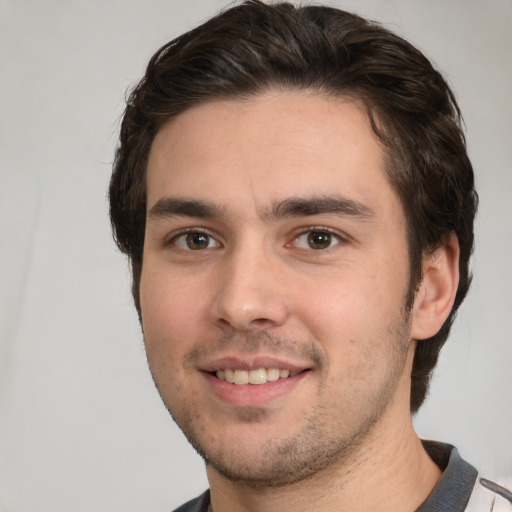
[
  {"x1": 148, "y1": 197, "x2": 224, "y2": 220},
  {"x1": 147, "y1": 195, "x2": 375, "y2": 222},
  {"x1": 263, "y1": 196, "x2": 375, "y2": 222}
]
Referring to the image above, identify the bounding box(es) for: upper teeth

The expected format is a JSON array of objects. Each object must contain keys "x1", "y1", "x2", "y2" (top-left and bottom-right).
[{"x1": 216, "y1": 368, "x2": 291, "y2": 385}]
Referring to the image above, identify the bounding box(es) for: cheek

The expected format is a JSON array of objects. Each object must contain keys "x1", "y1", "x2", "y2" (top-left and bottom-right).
[
  {"x1": 298, "y1": 265, "x2": 400, "y2": 333},
  {"x1": 140, "y1": 269, "x2": 207, "y2": 363},
  {"x1": 294, "y1": 263, "x2": 409, "y2": 380}
]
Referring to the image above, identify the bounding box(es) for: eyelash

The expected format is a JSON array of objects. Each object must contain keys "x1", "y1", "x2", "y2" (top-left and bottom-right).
[
  {"x1": 167, "y1": 228, "x2": 221, "y2": 251},
  {"x1": 289, "y1": 226, "x2": 346, "y2": 251},
  {"x1": 166, "y1": 226, "x2": 346, "y2": 252}
]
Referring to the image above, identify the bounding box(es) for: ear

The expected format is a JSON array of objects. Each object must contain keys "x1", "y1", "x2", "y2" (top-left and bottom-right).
[{"x1": 410, "y1": 233, "x2": 460, "y2": 340}]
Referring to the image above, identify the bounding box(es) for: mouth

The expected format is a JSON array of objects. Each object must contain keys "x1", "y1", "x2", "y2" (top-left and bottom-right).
[
  {"x1": 214, "y1": 367, "x2": 303, "y2": 385},
  {"x1": 198, "y1": 356, "x2": 312, "y2": 406}
]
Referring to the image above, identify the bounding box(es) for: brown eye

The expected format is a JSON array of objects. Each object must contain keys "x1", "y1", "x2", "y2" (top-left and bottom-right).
[
  {"x1": 292, "y1": 229, "x2": 342, "y2": 250},
  {"x1": 186, "y1": 233, "x2": 209, "y2": 250},
  {"x1": 173, "y1": 232, "x2": 220, "y2": 250},
  {"x1": 307, "y1": 231, "x2": 332, "y2": 249}
]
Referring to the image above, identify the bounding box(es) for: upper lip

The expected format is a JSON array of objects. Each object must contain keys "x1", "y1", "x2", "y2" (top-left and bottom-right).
[{"x1": 198, "y1": 354, "x2": 313, "y2": 373}]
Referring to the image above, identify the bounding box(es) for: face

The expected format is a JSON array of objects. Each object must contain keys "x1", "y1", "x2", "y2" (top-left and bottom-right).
[{"x1": 140, "y1": 91, "x2": 417, "y2": 486}]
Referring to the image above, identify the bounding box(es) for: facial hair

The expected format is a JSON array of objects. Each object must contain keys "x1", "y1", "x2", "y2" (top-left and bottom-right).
[{"x1": 147, "y1": 316, "x2": 411, "y2": 488}]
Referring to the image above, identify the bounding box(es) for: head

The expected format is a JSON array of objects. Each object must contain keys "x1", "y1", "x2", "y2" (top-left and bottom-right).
[{"x1": 110, "y1": 0, "x2": 476, "y2": 414}]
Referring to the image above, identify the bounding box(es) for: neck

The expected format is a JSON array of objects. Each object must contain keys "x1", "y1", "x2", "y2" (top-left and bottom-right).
[{"x1": 206, "y1": 413, "x2": 441, "y2": 512}]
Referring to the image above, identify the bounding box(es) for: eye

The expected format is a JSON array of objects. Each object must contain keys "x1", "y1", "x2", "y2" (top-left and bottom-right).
[
  {"x1": 173, "y1": 231, "x2": 221, "y2": 251},
  {"x1": 293, "y1": 230, "x2": 343, "y2": 250}
]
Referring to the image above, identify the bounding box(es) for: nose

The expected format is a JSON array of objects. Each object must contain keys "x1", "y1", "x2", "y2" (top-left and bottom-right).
[{"x1": 209, "y1": 244, "x2": 289, "y2": 333}]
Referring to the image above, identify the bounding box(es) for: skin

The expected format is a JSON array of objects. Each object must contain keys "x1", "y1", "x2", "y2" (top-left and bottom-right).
[{"x1": 140, "y1": 90, "x2": 459, "y2": 511}]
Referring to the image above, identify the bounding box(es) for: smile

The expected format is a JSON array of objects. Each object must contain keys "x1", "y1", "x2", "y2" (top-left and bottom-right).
[
  {"x1": 215, "y1": 368, "x2": 299, "y2": 385},
  {"x1": 203, "y1": 363, "x2": 310, "y2": 406}
]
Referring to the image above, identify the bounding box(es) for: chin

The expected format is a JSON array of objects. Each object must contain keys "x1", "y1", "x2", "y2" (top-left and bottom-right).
[{"x1": 183, "y1": 411, "x2": 374, "y2": 488}]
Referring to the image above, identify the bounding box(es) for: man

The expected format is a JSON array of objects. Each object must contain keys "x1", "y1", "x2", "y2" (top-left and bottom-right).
[{"x1": 109, "y1": 1, "x2": 509, "y2": 510}]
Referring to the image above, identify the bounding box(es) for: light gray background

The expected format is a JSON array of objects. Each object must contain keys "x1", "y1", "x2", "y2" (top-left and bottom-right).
[{"x1": 1, "y1": 1, "x2": 511, "y2": 511}]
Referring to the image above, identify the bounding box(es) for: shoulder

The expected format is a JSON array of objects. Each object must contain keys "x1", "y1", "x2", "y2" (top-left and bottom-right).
[
  {"x1": 418, "y1": 441, "x2": 477, "y2": 511},
  {"x1": 172, "y1": 490, "x2": 210, "y2": 512},
  {"x1": 419, "y1": 441, "x2": 511, "y2": 511}
]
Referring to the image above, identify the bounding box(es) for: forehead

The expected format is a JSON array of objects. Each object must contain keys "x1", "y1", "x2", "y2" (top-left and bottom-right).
[{"x1": 146, "y1": 91, "x2": 396, "y2": 217}]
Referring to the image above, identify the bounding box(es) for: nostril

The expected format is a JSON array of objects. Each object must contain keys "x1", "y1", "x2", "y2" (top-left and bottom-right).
[
  {"x1": 214, "y1": 316, "x2": 274, "y2": 332},
  {"x1": 251, "y1": 318, "x2": 274, "y2": 328},
  {"x1": 217, "y1": 318, "x2": 233, "y2": 328},
  {"x1": 210, "y1": 282, "x2": 289, "y2": 331}
]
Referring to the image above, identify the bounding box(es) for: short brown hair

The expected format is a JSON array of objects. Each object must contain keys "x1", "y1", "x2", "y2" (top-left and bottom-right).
[{"x1": 110, "y1": 0, "x2": 477, "y2": 412}]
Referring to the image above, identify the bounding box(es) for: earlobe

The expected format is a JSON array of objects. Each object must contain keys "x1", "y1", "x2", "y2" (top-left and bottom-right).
[{"x1": 410, "y1": 233, "x2": 460, "y2": 340}]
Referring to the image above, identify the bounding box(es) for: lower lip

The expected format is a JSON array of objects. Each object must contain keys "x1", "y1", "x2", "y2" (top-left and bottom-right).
[{"x1": 202, "y1": 371, "x2": 309, "y2": 407}]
